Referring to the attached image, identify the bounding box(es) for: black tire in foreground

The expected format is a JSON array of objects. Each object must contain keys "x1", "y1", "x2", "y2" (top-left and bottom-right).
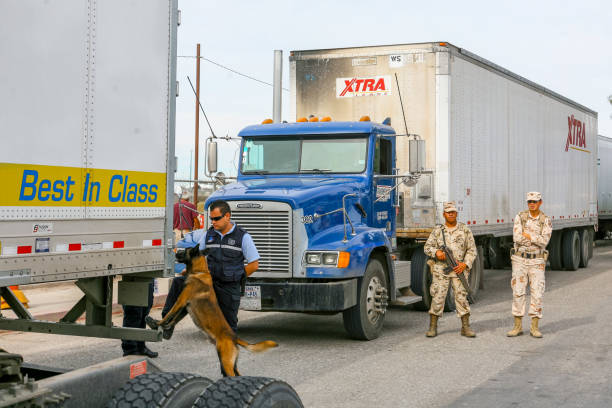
[
  {"x1": 578, "y1": 228, "x2": 590, "y2": 268},
  {"x1": 410, "y1": 247, "x2": 432, "y2": 311},
  {"x1": 562, "y1": 229, "x2": 580, "y2": 271},
  {"x1": 193, "y1": 376, "x2": 303, "y2": 408},
  {"x1": 467, "y1": 247, "x2": 484, "y2": 300},
  {"x1": 106, "y1": 372, "x2": 212, "y2": 408},
  {"x1": 342, "y1": 258, "x2": 388, "y2": 340},
  {"x1": 547, "y1": 230, "x2": 563, "y2": 270}
]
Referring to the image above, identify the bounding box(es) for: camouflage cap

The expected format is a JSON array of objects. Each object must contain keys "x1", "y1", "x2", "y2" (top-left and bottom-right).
[
  {"x1": 526, "y1": 192, "x2": 542, "y2": 201},
  {"x1": 443, "y1": 201, "x2": 458, "y2": 213}
]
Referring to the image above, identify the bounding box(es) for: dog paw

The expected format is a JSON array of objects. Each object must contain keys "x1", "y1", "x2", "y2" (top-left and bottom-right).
[
  {"x1": 145, "y1": 316, "x2": 159, "y2": 330},
  {"x1": 162, "y1": 327, "x2": 174, "y2": 340}
]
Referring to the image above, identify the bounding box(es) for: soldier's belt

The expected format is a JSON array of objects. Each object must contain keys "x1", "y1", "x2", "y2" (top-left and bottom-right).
[{"x1": 510, "y1": 248, "x2": 548, "y2": 260}]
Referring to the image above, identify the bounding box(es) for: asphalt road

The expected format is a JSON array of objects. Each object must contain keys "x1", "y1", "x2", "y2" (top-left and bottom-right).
[{"x1": 4, "y1": 244, "x2": 612, "y2": 407}]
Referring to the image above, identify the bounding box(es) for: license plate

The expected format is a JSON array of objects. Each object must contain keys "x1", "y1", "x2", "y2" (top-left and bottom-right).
[{"x1": 240, "y1": 285, "x2": 261, "y2": 310}]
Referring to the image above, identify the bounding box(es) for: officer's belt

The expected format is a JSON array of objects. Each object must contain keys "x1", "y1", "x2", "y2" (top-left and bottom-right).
[{"x1": 510, "y1": 248, "x2": 548, "y2": 260}]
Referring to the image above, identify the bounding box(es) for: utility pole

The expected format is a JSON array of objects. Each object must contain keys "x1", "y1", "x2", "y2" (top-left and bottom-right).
[{"x1": 193, "y1": 43, "x2": 201, "y2": 207}]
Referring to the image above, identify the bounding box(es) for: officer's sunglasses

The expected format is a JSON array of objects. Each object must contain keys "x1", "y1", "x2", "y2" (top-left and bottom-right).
[
  {"x1": 527, "y1": 200, "x2": 539, "y2": 204},
  {"x1": 210, "y1": 213, "x2": 227, "y2": 222}
]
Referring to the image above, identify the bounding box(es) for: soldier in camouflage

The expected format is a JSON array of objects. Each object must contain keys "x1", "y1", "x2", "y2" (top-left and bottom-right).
[
  {"x1": 424, "y1": 201, "x2": 477, "y2": 338},
  {"x1": 507, "y1": 192, "x2": 553, "y2": 338}
]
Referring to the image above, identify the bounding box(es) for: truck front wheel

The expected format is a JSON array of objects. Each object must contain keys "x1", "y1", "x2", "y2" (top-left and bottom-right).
[{"x1": 342, "y1": 258, "x2": 388, "y2": 340}]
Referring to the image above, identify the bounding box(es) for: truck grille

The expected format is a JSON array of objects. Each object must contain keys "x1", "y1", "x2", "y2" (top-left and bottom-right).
[{"x1": 231, "y1": 207, "x2": 292, "y2": 274}]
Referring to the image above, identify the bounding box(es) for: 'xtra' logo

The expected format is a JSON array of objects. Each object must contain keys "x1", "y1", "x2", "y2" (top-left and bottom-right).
[
  {"x1": 336, "y1": 76, "x2": 391, "y2": 98},
  {"x1": 565, "y1": 114, "x2": 589, "y2": 153}
]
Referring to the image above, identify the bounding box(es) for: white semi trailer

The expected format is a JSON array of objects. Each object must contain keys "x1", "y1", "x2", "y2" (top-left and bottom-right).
[
  {"x1": 598, "y1": 135, "x2": 612, "y2": 238},
  {"x1": 290, "y1": 42, "x2": 598, "y2": 306}
]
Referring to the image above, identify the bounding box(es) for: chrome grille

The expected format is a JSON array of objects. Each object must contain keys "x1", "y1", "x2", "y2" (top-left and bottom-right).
[{"x1": 231, "y1": 206, "x2": 291, "y2": 274}]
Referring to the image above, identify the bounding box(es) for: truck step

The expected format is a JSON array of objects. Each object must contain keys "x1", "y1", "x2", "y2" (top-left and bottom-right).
[{"x1": 390, "y1": 295, "x2": 422, "y2": 306}]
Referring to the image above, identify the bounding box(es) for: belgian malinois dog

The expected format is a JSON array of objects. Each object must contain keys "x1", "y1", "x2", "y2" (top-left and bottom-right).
[{"x1": 145, "y1": 246, "x2": 277, "y2": 376}]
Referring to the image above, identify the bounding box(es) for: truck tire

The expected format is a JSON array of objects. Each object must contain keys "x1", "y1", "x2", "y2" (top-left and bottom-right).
[
  {"x1": 578, "y1": 228, "x2": 590, "y2": 268},
  {"x1": 106, "y1": 372, "x2": 212, "y2": 408},
  {"x1": 342, "y1": 258, "x2": 388, "y2": 340},
  {"x1": 193, "y1": 376, "x2": 303, "y2": 408},
  {"x1": 410, "y1": 247, "x2": 432, "y2": 311},
  {"x1": 487, "y1": 238, "x2": 506, "y2": 270},
  {"x1": 467, "y1": 247, "x2": 483, "y2": 301},
  {"x1": 588, "y1": 229, "x2": 594, "y2": 259},
  {"x1": 562, "y1": 229, "x2": 580, "y2": 271},
  {"x1": 547, "y1": 230, "x2": 563, "y2": 270}
]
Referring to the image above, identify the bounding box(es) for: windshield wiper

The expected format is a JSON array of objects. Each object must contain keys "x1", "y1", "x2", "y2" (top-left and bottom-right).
[
  {"x1": 300, "y1": 168, "x2": 331, "y2": 173},
  {"x1": 242, "y1": 170, "x2": 270, "y2": 175}
]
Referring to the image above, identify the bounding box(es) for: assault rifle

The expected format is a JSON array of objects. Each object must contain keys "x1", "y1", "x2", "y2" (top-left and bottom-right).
[{"x1": 440, "y1": 229, "x2": 475, "y2": 304}]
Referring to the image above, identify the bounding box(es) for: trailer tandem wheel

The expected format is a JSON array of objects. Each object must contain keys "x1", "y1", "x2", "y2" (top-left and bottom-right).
[
  {"x1": 193, "y1": 376, "x2": 303, "y2": 408},
  {"x1": 106, "y1": 372, "x2": 213, "y2": 408},
  {"x1": 342, "y1": 258, "x2": 388, "y2": 340},
  {"x1": 547, "y1": 231, "x2": 563, "y2": 270},
  {"x1": 578, "y1": 228, "x2": 590, "y2": 268},
  {"x1": 562, "y1": 229, "x2": 581, "y2": 271}
]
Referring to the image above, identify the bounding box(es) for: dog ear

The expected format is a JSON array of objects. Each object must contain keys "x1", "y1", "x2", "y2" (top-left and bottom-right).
[
  {"x1": 200, "y1": 247, "x2": 210, "y2": 257},
  {"x1": 189, "y1": 245, "x2": 201, "y2": 258}
]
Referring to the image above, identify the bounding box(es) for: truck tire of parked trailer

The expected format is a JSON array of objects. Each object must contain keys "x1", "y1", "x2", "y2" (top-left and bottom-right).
[
  {"x1": 578, "y1": 228, "x2": 590, "y2": 268},
  {"x1": 487, "y1": 238, "x2": 506, "y2": 270},
  {"x1": 342, "y1": 258, "x2": 388, "y2": 340},
  {"x1": 410, "y1": 247, "x2": 432, "y2": 311},
  {"x1": 588, "y1": 229, "x2": 594, "y2": 259},
  {"x1": 562, "y1": 229, "x2": 581, "y2": 271},
  {"x1": 468, "y1": 247, "x2": 484, "y2": 299},
  {"x1": 547, "y1": 231, "x2": 564, "y2": 270},
  {"x1": 106, "y1": 372, "x2": 212, "y2": 408},
  {"x1": 193, "y1": 376, "x2": 303, "y2": 408}
]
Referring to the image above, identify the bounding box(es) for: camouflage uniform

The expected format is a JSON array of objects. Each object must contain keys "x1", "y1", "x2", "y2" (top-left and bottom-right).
[
  {"x1": 511, "y1": 200, "x2": 552, "y2": 319},
  {"x1": 424, "y1": 221, "x2": 477, "y2": 317}
]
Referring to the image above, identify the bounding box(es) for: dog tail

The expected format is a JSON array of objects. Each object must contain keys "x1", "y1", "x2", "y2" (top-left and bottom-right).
[{"x1": 236, "y1": 338, "x2": 278, "y2": 353}]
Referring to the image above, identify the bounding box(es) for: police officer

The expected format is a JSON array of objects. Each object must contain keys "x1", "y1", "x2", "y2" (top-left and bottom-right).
[
  {"x1": 423, "y1": 201, "x2": 477, "y2": 338},
  {"x1": 161, "y1": 200, "x2": 259, "y2": 333},
  {"x1": 507, "y1": 192, "x2": 552, "y2": 338}
]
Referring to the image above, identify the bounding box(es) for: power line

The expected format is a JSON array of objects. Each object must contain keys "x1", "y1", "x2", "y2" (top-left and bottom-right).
[{"x1": 179, "y1": 55, "x2": 290, "y2": 92}]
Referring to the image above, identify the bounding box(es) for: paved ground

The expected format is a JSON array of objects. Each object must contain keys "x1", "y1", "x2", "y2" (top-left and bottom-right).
[{"x1": 2, "y1": 244, "x2": 612, "y2": 407}]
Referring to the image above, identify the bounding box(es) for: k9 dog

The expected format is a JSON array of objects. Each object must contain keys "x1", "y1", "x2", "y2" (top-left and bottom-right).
[{"x1": 145, "y1": 246, "x2": 277, "y2": 376}]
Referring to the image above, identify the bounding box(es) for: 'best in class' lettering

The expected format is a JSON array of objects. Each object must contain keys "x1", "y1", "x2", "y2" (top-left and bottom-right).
[{"x1": 18, "y1": 170, "x2": 158, "y2": 204}]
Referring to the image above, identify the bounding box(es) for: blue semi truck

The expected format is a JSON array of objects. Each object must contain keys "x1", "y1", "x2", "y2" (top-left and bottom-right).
[{"x1": 205, "y1": 118, "x2": 426, "y2": 340}]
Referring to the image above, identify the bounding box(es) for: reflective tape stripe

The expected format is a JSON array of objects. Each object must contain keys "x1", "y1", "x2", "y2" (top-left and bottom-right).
[
  {"x1": 206, "y1": 244, "x2": 221, "y2": 248},
  {"x1": 220, "y1": 245, "x2": 242, "y2": 252}
]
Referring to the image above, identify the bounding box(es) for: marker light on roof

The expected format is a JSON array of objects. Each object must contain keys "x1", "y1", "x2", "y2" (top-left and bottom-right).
[
  {"x1": 296, "y1": 117, "x2": 308, "y2": 122},
  {"x1": 359, "y1": 116, "x2": 371, "y2": 122},
  {"x1": 320, "y1": 116, "x2": 332, "y2": 122},
  {"x1": 308, "y1": 117, "x2": 319, "y2": 122},
  {"x1": 261, "y1": 118, "x2": 273, "y2": 124}
]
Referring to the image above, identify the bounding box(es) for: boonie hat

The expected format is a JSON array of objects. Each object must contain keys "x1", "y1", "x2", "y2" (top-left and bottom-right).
[
  {"x1": 526, "y1": 192, "x2": 542, "y2": 201},
  {"x1": 443, "y1": 201, "x2": 458, "y2": 213}
]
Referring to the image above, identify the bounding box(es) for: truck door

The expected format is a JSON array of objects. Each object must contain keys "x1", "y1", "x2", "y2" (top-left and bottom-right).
[{"x1": 372, "y1": 136, "x2": 395, "y2": 237}]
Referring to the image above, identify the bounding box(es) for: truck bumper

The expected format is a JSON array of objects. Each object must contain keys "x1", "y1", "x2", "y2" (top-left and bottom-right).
[{"x1": 243, "y1": 279, "x2": 358, "y2": 312}]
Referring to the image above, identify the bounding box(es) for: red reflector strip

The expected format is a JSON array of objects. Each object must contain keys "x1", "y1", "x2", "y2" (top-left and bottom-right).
[
  {"x1": 113, "y1": 241, "x2": 125, "y2": 249},
  {"x1": 69, "y1": 243, "x2": 82, "y2": 251},
  {"x1": 152, "y1": 239, "x2": 162, "y2": 246},
  {"x1": 17, "y1": 246, "x2": 32, "y2": 254}
]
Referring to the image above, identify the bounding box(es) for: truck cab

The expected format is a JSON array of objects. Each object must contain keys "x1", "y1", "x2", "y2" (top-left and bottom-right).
[{"x1": 206, "y1": 118, "x2": 420, "y2": 340}]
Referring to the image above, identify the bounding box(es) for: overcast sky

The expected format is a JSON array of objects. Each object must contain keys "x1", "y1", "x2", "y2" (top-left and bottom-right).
[{"x1": 173, "y1": 0, "x2": 611, "y2": 179}]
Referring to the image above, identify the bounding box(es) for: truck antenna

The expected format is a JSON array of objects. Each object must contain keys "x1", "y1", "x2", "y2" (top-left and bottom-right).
[
  {"x1": 187, "y1": 75, "x2": 217, "y2": 138},
  {"x1": 394, "y1": 73, "x2": 410, "y2": 137}
]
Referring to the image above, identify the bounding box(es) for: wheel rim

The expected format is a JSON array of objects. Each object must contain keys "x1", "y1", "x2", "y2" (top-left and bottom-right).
[{"x1": 366, "y1": 276, "x2": 386, "y2": 325}]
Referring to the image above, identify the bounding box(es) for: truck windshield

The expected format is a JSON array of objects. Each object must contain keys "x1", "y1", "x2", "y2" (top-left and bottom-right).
[{"x1": 241, "y1": 136, "x2": 368, "y2": 174}]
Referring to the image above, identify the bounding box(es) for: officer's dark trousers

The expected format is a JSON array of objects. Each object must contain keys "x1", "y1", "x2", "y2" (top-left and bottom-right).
[
  {"x1": 162, "y1": 275, "x2": 241, "y2": 332},
  {"x1": 121, "y1": 282, "x2": 154, "y2": 354}
]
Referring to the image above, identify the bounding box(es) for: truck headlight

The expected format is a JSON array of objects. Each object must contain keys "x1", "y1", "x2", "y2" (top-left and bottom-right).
[
  {"x1": 305, "y1": 253, "x2": 322, "y2": 265},
  {"x1": 303, "y1": 251, "x2": 350, "y2": 267}
]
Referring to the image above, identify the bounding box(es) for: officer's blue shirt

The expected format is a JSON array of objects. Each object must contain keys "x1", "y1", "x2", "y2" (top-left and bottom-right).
[{"x1": 175, "y1": 223, "x2": 260, "y2": 274}]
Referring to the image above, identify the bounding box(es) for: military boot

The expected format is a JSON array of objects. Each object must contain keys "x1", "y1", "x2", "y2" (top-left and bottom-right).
[
  {"x1": 460, "y1": 314, "x2": 476, "y2": 337},
  {"x1": 530, "y1": 317, "x2": 543, "y2": 338},
  {"x1": 425, "y1": 314, "x2": 438, "y2": 337},
  {"x1": 507, "y1": 316, "x2": 523, "y2": 337}
]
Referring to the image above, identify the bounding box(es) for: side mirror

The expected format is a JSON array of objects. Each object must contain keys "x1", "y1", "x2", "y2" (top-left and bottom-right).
[
  {"x1": 355, "y1": 203, "x2": 367, "y2": 218},
  {"x1": 207, "y1": 141, "x2": 218, "y2": 174}
]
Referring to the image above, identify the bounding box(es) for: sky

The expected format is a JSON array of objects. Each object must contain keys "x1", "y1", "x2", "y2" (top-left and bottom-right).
[{"x1": 173, "y1": 0, "x2": 612, "y2": 180}]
